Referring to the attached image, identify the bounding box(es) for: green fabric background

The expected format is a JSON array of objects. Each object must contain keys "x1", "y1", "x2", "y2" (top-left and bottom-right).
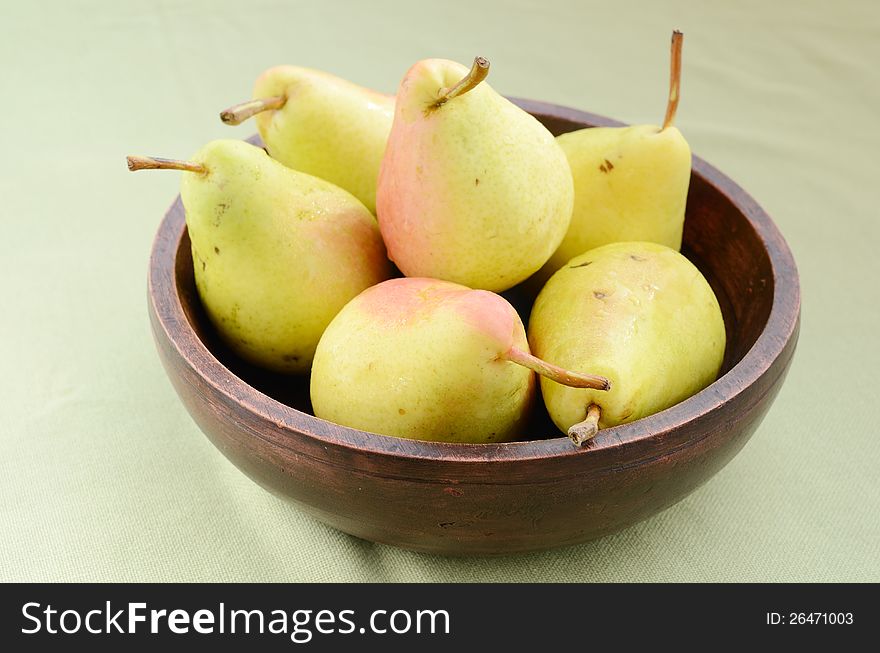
[{"x1": 1, "y1": 0, "x2": 878, "y2": 582}]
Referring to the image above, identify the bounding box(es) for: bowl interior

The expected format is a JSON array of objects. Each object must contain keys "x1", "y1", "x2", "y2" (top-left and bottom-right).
[{"x1": 172, "y1": 109, "x2": 774, "y2": 442}]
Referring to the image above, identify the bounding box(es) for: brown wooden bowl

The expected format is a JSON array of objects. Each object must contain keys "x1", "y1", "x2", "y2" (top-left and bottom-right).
[{"x1": 148, "y1": 99, "x2": 800, "y2": 555}]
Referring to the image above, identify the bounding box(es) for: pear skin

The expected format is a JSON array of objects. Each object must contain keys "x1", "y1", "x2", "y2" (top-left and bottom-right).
[
  {"x1": 377, "y1": 58, "x2": 574, "y2": 293},
  {"x1": 176, "y1": 139, "x2": 391, "y2": 373},
  {"x1": 538, "y1": 125, "x2": 690, "y2": 281},
  {"x1": 311, "y1": 278, "x2": 535, "y2": 443},
  {"x1": 310, "y1": 278, "x2": 608, "y2": 443},
  {"x1": 529, "y1": 241, "x2": 725, "y2": 442},
  {"x1": 533, "y1": 31, "x2": 690, "y2": 286},
  {"x1": 223, "y1": 66, "x2": 394, "y2": 214}
]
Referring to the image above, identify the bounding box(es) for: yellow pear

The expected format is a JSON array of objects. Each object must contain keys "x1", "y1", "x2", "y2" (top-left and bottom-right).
[
  {"x1": 311, "y1": 278, "x2": 608, "y2": 443},
  {"x1": 220, "y1": 66, "x2": 394, "y2": 213},
  {"x1": 377, "y1": 57, "x2": 574, "y2": 292},
  {"x1": 535, "y1": 31, "x2": 691, "y2": 285},
  {"x1": 529, "y1": 241, "x2": 725, "y2": 445},
  {"x1": 128, "y1": 140, "x2": 391, "y2": 373}
]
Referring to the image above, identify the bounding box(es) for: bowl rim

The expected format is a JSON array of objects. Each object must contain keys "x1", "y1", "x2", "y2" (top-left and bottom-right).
[{"x1": 148, "y1": 99, "x2": 800, "y2": 464}]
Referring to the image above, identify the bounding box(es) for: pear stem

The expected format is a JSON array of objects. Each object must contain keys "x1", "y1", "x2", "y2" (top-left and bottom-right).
[
  {"x1": 220, "y1": 95, "x2": 287, "y2": 125},
  {"x1": 435, "y1": 57, "x2": 490, "y2": 107},
  {"x1": 503, "y1": 347, "x2": 610, "y2": 391},
  {"x1": 661, "y1": 30, "x2": 684, "y2": 131},
  {"x1": 568, "y1": 404, "x2": 601, "y2": 447},
  {"x1": 126, "y1": 155, "x2": 206, "y2": 174}
]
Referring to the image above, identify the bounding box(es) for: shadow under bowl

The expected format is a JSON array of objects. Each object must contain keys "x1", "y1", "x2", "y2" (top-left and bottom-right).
[{"x1": 148, "y1": 99, "x2": 800, "y2": 555}]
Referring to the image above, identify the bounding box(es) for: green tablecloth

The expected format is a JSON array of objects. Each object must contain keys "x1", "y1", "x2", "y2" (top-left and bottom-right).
[{"x1": 2, "y1": 0, "x2": 878, "y2": 582}]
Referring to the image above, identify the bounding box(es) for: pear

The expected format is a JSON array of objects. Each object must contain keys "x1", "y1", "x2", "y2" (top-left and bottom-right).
[
  {"x1": 127, "y1": 140, "x2": 391, "y2": 373},
  {"x1": 377, "y1": 57, "x2": 574, "y2": 293},
  {"x1": 310, "y1": 278, "x2": 609, "y2": 443},
  {"x1": 534, "y1": 31, "x2": 691, "y2": 285},
  {"x1": 529, "y1": 241, "x2": 725, "y2": 446},
  {"x1": 219, "y1": 66, "x2": 395, "y2": 213}
]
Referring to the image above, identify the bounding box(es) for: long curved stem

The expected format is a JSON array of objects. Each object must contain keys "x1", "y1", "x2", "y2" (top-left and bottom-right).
[
  {"x1": 435, "y1": 57, "x2": 490, "y2": 108},
  {"x1": 126, "y1": 155, "x2": 206, "y2": 174},
  {"x1": 503, "y1": 347, "x2": 610, "y2": 391},
  {"x1": 220, "y1": 95, "x2": 287, "y2": 125},
  {"x1": 662, "y1": 30, "x2": 684, "y2": 131},
  {"x1": 568, "y1": 404, "x2": 601, "y2": 446}
]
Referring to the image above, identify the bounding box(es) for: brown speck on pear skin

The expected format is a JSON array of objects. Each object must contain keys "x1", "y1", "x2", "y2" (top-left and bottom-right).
[
  {"x1": 193, "y1": 249, "x2": 207, "y2": 271},
  {"x1": 598, "y1": 159, "x2": 614, "y2": 173},
  {"x1": 570, "y1": 260, "x2": 592, "y2": 269},
  {"x1": 213, "y1": 203, "x2": 228, "y2": 226},
  {"x1": 594, "y1": 290, "x2": 607, "y2": 299}
]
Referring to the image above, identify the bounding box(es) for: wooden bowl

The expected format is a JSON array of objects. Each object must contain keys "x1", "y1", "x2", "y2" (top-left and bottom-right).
[{"x1": 148, "y1": 100, "x2": 800, "y2": 555}]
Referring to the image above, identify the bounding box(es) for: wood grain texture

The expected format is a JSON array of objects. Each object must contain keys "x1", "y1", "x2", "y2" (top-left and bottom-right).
[{"x1": 147, "y1": 100, "x2": 800, "y2": 555}]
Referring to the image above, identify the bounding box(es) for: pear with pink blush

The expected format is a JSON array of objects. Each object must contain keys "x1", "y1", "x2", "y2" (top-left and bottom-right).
[
  {"x1": 310, "y1": 278, "x2": 609, "y2": 443},
  {"x1": 376, "y1": 57, "x2": 574, "y2": 293},
  {"x1": 127, "y1": 140, "x2": 391, "y2": 374}
]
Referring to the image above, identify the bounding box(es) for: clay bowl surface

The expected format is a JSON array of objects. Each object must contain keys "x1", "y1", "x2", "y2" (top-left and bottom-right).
[{"x1": 148, "y1": 99, "x2": 800, "y2": 555}]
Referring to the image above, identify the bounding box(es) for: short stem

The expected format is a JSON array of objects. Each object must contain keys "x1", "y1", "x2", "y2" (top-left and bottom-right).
[
  {"x1": 126, "y1": 155, "x2": 206, "y2": 174},
  {"x1": 568, "y1": 404, "x2": 601, "y2": 446},
  {"x1": 503, "y1": 347, "x2": 610, "y2": 391},
  {"x1": 220, "y1": 95, "x2": 287, "y2": 125},
  {"x1": 435, "y1": 56, "x2": 490, "y2": 107},
  {"x1": 662, "y1": 30, "x2": 683, "y2": 131}
]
